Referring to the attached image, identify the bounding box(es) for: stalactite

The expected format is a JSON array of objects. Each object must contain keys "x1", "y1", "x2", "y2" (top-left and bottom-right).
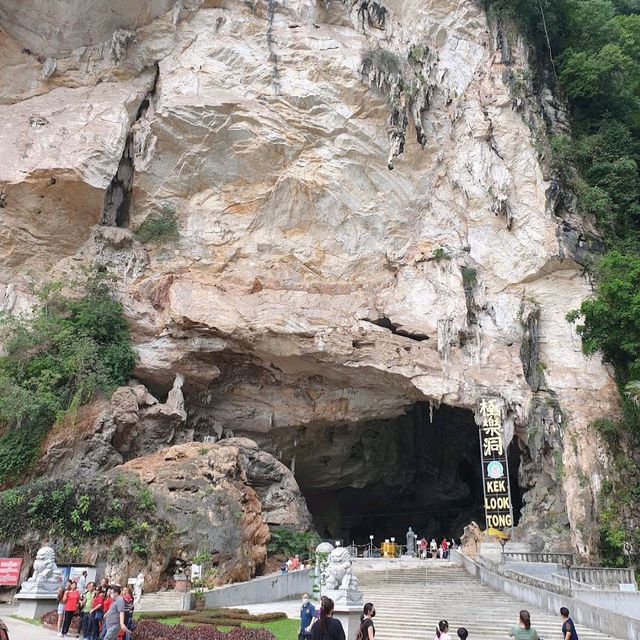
[{"x1": 361, "y1": 45, "x2": 439, "y2": 169}]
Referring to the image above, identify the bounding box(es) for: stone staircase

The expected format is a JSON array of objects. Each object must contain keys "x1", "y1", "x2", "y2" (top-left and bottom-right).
[
  {"x1": 136, "y1": 590, "x2": 189, "y2": 612},
  {"x1": 358, "y1": 561, "x2": 621, "y2": 640}
]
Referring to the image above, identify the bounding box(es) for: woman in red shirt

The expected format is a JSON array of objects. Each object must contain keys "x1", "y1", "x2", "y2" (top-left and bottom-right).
[
  {"x1": 61, "y1": 581, "x2": 81, "y2": 636},
  {"x1": 90, "y1": 589, "x2": 105, "y2": 640}
]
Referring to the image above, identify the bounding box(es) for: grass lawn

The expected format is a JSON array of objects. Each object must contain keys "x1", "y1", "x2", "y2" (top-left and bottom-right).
[
  {"x1": 151, "y1": 615, "x2": 299, "y2": 640},
  {"x1": 10, "y1": 615, "x2": 43, "y2": 626}
]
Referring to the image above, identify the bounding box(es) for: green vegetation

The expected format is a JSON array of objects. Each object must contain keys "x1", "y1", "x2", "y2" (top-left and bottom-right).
[
  {"x1": 0, "y1": 273, "x2": 137, "y2": 484},
  {"x1": 0, "y1": 476, "x2": 167, "y2": 557},
  {"x1": 431, "y1": 247, "x2": 451, "y2": 261},
  {"x1": 137, "y1": 609, "x2": 297, "y2": 639},
  {"x1": 485, "y1": 0, "x2": 640, "y2": 570},
  {"x1": 361, "y1": 49, "x2": 402, "y2": 79},
  {"x1": 460, "y1": 266, "x2": 477, "y2": 292},
  {"x1": 266, "y1": 527, "x2": 320, "y2": 562},
  {"x1": 135, "y1": 205, "x2": 179, "y2": 244}
]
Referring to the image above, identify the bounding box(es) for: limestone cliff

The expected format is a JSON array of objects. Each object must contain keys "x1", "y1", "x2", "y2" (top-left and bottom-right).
[{"x1": 0, "y1": 0, "x2": 620, "y2": 560}]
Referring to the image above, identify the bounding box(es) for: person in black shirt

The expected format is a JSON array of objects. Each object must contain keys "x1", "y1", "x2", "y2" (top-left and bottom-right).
[
  {"x1": 560, "y1": 607, "x2": 579, "y2": 640},
  {"x1": 357, "y1": 603, "x2": 376, "y2": 640},
  {"x1": 311, "y1": 596, "x2": 345, "y2": 640}
]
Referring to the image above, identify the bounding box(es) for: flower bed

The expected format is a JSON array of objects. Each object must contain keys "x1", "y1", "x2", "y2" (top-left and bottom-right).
[
  {"x1": 41, "y1": 610, "x2": 81, "y2": 635},
  {"x1": 132, "y1": 620, "x2": 277, "y2": 640}
]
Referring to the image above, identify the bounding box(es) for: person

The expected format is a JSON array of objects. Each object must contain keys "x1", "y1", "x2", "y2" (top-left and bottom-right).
[
  {"x1": 434, "y1": 620, "x2": 451, "y2": 640},
  {"x1": 102, "y1": 585, "x2": 128, "y2": 640},
  {"x1": 122, "y1": 586, "x2": 135, "y2": 640},
  {"x1": 457, "y1": 628, "x2": 468, "y2": 640},
  {"x1": 441, "y1": 538, "x2": 449, "y2": 560},
  {"x1": 89, "y1": 587, "x2": 105, "y2": 640},
  {"x1": 310, "y1": 596, "x2": 345, "y2": 640},
  {"x1": 133, "y1": 573, "x2": 144, "y2": 608},
  {"x1": 81, "y1": 582, "x2": 96, "y2": 640},
  {"x1": 357, "y1": 602, "x2": 375, "y2": 640},
  {"x1": 430, "y1": 538, "x2": 438, "y2": 559},
  {"x1": 280, "y1": 561, "x2": 289, "y2": 574},
  {"x1": 299, "y1": 592, "x2": 315, "y2": 640},
  {"x1": 78, "y1": 571, "x2": 88, "y2": 595},
  {"x1": 510, "y1": 610, "x2": 540, "y2": 640},
  {"x1": 560, "y1": 607, "x2": 579, "y2": 640},
  {"x1": 61, "y1": 580, "x2": 81, "y2": 637},
  {"x1": 291, "y1": 555, "x2": 301, "y2": 570},
  {"x1": 419, "y1": 538, "x2": 428, "y2": 559},
  {"x1": 56, "y1": 582, "x2": 69, "y2": 636},
  {"x1": 100, "y1": 589, "x2": 113, "y2": 640}
]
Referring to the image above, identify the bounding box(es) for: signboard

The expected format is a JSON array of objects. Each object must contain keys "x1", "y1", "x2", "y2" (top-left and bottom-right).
[
  {"x1": 0, "y1": 558, "x2": 23, "y2": 586},
  {"x1": 478, "y1": 398, "x2": 514, "y2": 532}
]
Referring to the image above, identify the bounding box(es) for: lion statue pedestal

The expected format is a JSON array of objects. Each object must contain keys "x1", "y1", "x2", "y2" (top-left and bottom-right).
[
  {"x1": 321, "y1": 547, "x2": 363, "y2": 639},
  {"x1": 16, "y1": 545, "x2": 63, "y2": 619}
]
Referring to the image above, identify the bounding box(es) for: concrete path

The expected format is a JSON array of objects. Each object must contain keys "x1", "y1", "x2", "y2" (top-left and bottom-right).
[{"x1": 0, "y1": 604, "x2": 59, "y2": 639}]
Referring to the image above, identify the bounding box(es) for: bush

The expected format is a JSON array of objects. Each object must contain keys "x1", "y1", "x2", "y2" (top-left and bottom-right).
[
  {"x1": 0, "y1": 476, "x2": 164, "y2": 549},
  {"x1": 132, "y1": 620, "x2": 276, "y2": 640},
  {"x1": 135, "y1": 206, "x2": 179, "y2": 244},
  {"x1": 266, "y1": 527, "x2": 319, "y2": 561},
  {"x1": 0, "y1": 274, "x2": 137, "y2": 483}
]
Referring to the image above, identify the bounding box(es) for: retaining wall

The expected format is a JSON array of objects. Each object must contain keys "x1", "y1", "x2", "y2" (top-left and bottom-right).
[{"x1": 203, "y1": 569, "x2": 313, "y2": 608}]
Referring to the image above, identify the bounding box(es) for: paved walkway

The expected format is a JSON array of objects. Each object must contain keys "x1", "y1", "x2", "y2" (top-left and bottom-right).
[{"x1": 0, "y1": 604, "x2": 59, "y2": 639}]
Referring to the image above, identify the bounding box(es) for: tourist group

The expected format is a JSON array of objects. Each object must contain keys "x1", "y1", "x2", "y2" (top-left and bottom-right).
[
  {"x1": 299, "y1": 596, "x2": 580, "y2": 640},
  {"x1": 56, "y1": 573, "x2": 134, "y2": 640}
]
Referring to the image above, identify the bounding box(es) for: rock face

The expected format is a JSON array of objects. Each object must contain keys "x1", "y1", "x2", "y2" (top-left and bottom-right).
[
  {"x1": 116, "y1": 438, "x2": 311, "y2": 584},
  {"x1": 0, "y1": 0, "x2": 621, "y2": 559}
]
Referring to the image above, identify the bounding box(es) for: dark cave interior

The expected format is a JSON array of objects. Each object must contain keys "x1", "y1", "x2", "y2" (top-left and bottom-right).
[{"x1": 279, "y1": 403, "x2": 522, "y2": 545}]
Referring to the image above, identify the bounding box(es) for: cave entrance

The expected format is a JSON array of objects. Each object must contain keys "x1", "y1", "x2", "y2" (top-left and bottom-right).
[{"x1": 286, "y1": 403, "x2": 521, "y2": 545}]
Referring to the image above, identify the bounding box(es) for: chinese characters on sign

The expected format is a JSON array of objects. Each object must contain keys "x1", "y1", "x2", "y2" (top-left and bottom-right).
[
  {"x1": 478, "y1": 398, "x2": 514, "y2": 531},
  {"x1": 0, "y1": 558, "x2": 23, "y2": 586}
]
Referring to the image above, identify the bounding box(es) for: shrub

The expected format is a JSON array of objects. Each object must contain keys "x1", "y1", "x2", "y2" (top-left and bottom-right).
[
  {"x1": 135, "y1": 206, "x2": 179, "y2": 244},
  {"x1": 266, "y1": 527, "x2": 319, "y2": 561},
  {"x1": 132, "y1": 620, "x2": 276, "y2": 640},
  {"x1": 361, "y1": 49, "x2": 402, "y2": 80},
  {"x1": 0, "y1": 273, "x2": 137, "y2": 483},
  {"x1": 0, "y1": 476, "x2": 164, "y2": 547},
  {"x1": 431, "y1": 247, "x2": 450, "y2": 261},
  {"x1": 460, "y1": 266, "x2": 477, "y2": 292}
]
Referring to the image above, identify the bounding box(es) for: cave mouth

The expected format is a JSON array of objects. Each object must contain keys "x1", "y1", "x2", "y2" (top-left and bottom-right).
[{"x1": 285, "y1": 403, "x2": 521, "y2": 546}]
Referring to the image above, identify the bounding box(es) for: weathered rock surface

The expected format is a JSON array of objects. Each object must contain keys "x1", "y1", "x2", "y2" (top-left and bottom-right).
[
  {"x1": 0, "y1": 0, "x2": 621, "y2": 558},
  {"x1": 35, "y1": 379, "x2": 187, "y2": 479},
  {"x1": 116, "y1": 438, "x2": 311, "y2": 583}
]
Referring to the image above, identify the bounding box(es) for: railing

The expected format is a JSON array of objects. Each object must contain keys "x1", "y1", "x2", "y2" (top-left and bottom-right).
[
  {"x1": 569, "y1": 566, "x2": 636, "y2": 587},
  {"x1": 503, "y1": 551, "x2": 575, "y2": 565}
]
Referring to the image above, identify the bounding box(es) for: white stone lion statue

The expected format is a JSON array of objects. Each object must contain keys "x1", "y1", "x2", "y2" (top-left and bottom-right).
[
  {"x1": 21, "y1": 546, "x2": 62, "y2": 593},
  {"x1": 322, "y1": 546, "x2": 359, "y2": 590}
]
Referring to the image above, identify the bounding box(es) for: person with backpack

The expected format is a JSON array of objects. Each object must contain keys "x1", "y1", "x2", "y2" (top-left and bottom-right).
[
  {"x1": 357, "y1": 603, "x2": 375, "y2": 640},
  {"x1": 310, "y1": 596, "x2": 345, "y2": 640}
]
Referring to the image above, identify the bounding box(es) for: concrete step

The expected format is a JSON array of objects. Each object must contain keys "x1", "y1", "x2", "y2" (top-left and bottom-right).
[{"x1": 355, "y1": 565, "x2": 622, "y2": 640}]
